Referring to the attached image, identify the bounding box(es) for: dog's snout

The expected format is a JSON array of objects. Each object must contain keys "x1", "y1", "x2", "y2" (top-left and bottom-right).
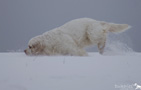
[{"x1": 24, "y1": 50, "x2": 26, "y2": 53}]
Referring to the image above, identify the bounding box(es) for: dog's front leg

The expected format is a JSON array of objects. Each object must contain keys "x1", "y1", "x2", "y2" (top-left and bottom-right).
[{"x1": 98, "y1": 41, "x2": 105, "y2": 54}]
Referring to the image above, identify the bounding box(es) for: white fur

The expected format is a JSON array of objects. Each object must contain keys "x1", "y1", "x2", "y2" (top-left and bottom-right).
[
  {"x1": 134, "y1": 83, "x2": 141, "y2": 90},
  {"x1": 24, "y1": 18, "x2": 130, "y2": 56}
]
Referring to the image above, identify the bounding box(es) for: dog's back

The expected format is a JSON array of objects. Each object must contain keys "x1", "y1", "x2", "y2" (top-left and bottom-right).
[
  {"x1": 58, "y1": 18, "x2": 130, "y2": 54},
  {"x1": 58, "y1": 18, "x2": 98, "y2": 47}
]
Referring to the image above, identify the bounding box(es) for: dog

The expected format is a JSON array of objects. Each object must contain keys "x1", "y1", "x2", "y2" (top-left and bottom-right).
[{"x1": 24, "y1": 18, "x2": 130, "y2": 56}]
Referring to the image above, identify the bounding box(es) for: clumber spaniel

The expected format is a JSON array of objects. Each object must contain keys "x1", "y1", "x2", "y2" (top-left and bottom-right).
[{"x1": 24, "y1": 18, "x2": 130, "y2": 56}]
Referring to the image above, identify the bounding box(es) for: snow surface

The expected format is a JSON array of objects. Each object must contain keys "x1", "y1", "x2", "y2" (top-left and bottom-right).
[{"x1": 0, "y1": 52, "x2": 141, "y2": 90}]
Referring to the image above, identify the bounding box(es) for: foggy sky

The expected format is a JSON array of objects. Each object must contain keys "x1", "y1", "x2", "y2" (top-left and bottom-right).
[{"x1": 0, "y1": 0, "x2": 141, "y2": 52}]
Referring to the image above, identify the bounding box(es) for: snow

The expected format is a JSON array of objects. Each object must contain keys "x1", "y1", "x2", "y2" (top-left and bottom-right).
[{"x1": 0, "y1": 52, "x2": 141, "y2": 90}]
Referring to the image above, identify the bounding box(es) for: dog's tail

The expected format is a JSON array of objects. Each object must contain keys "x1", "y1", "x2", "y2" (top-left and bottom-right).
[{"x1": 101, "y1": 22, "x2": 131, "y2": 33}]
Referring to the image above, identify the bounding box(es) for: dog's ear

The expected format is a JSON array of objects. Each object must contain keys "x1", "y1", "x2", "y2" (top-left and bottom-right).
[{"x1": 33, "y1": 41, "x2": 45, "y2": 50}]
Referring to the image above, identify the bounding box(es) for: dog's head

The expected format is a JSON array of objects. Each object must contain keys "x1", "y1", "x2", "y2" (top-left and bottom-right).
[{"x1": 24, "y1": 35, "x2": 46, "y2": 56}]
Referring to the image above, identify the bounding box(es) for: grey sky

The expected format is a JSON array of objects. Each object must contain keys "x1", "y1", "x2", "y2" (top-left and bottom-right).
[{"x1": 0, "y1": 0, "x2": 141, "y2": 52}]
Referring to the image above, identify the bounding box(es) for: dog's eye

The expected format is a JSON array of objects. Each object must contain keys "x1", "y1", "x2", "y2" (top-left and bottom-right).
[{"x1": 29, "y1": 46, "x2": 32, "y2": 49}]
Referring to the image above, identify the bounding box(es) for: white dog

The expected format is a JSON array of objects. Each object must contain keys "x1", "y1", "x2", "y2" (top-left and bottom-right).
[{"x1": 24, "y1": 18, "x2": 130, "y2": 56}]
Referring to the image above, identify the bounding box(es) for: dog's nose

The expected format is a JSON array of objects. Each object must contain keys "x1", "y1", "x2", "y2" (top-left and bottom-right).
[{"x1": 24, "y1": 50, "x2": 26, "y2": 53}]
